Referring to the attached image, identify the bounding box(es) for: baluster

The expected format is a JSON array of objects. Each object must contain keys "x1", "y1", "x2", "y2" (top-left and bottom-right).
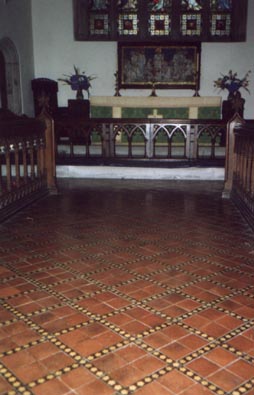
[
  {"x1": 128, "y1": 135, "x2": 132, "y2": 158},
  {"x1": 5, "y1": 144, "x2": 12, "y2": 192},
  {"x1": 0, "y1": 150, "x2": 3, "y2": 196},
  {"x1": 168, "y1": 138, "x2": 172, "y2": 158},
  {"x1": 38, "y1": 136, "x2": 45, "y2": 178},
  {"x1": 85, "y1": 126, "x2": 90, "y2": 157},
  {"x1": 237, "y1": 141, "x2": 241, "y2": 183},
  {"x1": 245, "y1": 138, "x2": 249, "y2": 193},
  {"x1": 211, "y1": 136, "x2": 215, "y2": 159},
  {"x1": 34, "y1": 137, "x2": 40, "y2": 178},
  {"x1": 247, "y1": 137, "x2": 252, "y2": 194},
  {"x1": 107, "y1": 123, "x2": 114, "y2": 158},
  {"x1": 22, "y1": 140, "x2": 28, "y2": 182},
  {"x1": 234, "y1": 136, "x2": 240, "y2": 182},
  {"x1": 29, "y1": 139, "x2": 35, "y2": 180},
  {"x1": 238, "y1": 138, "x2": 243, "y2": 187},
  {"x1": 14, "y1": 142, "x2": 20, "y2": 188},
  {"x1": 243, "y1": 139, "x2": 248, "y2": 192},
  {"x1": 250, "y1": 143, "x2": 254, "y2": 197},
  {"x1": 240, "y1": 140, "x2": 244, "y2": 188}
]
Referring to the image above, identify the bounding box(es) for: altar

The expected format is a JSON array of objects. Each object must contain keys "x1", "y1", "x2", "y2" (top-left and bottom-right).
[{"x1": 90, "y1": 96, "x2": 222, "y2": 119}]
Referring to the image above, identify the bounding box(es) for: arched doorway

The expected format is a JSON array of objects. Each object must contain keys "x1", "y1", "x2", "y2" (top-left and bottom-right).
[
  {"x1": 0, "y1": 37, "x2": 22, "y2": 114},
  {"x1": 0, "y1": 50, "x2": 7, "y2": 110}
]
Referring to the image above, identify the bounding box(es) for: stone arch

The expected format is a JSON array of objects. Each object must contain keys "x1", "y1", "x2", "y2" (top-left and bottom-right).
[{"x1": 0, "y1": 37, "x2": 22, "y2": 114}]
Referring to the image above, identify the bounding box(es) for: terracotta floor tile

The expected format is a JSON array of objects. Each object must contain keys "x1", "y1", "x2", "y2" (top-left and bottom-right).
[
  {"x1": 235, "y1": 305, "x2": 254, "y2": 319},
  {"x1": 0, "y1": 337, "x2": 17, "y2": 353},
  {"x1": 61, "y1": 366, "x2": 95, "y2": 388},
  {"x1": 216, "y1": 315, "x2": 243, "y2": 330},
  {"x1": 29, "y1": 341, "x2": 61, "y2": 360},
  {"x1": 162, "y1": 305, "x2": 188, "y2": 318},
  {"x1": 136, "y1": 381, "x2": 173, "y2": 394},
  {"x1": 73, "y1": 338, "x2": 104, "y2": 356},
  {"x1": 93, "y1": 330, "x2": 123, "y2": 348},
  {"x1": 180, "y1": 334, "x2": 208, "y2": 350},
  {"x1": 2, "y1": 321, "x2": 30, "y2": 336},
  {"x1": 205, "y1": 347, "x2": 238, "y2": 367},
  {"x1": 107, "y1": 312, "x2": 133, "y2": 326},
  {"x1": 126, "y1": 307, "x2": 150, "y2": 320},
  {"x1": 161, "y1": 325, "x2": 190, "y2": 341},
  {"x1": 187, "y1": 357, "x2": 220, "y2": 377},
  {"x1": 40, "y1": 352, "x2": 74, "y2": 372},
  {"x1": 145, "y1": 332, "x2": 172, "y2": 349},
  {"x1": 227, "y1": 359, "x2": 254, "y2": 380},
  {"x1": 183, "y1": 315, "x2": 211, "y2": 329},
  {"x1": 111, "y1": 364, "x2": 144, "y2": 386},
  {"x1": 198, "y1": 308, "x2": 226, "y2": 321},
  {"x1": 158, "y1": 370, "x2": 194, "y2": 394},
  {"x1": 115, "y1": 344, "x2": 147, "y2": 362},
  {"x1": 93, "y1": 352, "x2": 126, "y2": 372},
  {"x1": 242, "y1": 327, "x2": 254, "y2": 341},
  {"x1": 180, "y1": 382, "x2": 214, "y2": 395},
  {"x1": 32, "y1": 377, "x2": 71, "y2": 395},
  {"x1": 141, "y1": 313, "x2": 166, "y2": 327},
  {"x1": 80, "y1": 322, "x2": 108, "y2": 338},
  {"x1": 161, "y1": 341, "x2": 191, "y2": 359},
  {"x1": 2, "y1": 349, "x2": 36, "y2": 370},
  {"x1": 208, "y1": 369, "x2": 243, "y2": 392},
  {"x1": 132, "y1": 354, "x2": 166, "y2": 375},
  {"x1": 122, "y1": 320, "x2": 149, "y2": 335},
  {"x1": 105, "y1": 296, "x2": 130, "y2": 309},
  {"x1": 201, "y1": 322, "x2": 228, "y2": 337},
  {"x1": 17, "y1": 301, "x2": 42, "y2": 314},
  {"x1": 0, "y1": 375, "x2": 13, "y2": 393},
  {"x1": 0, "y1": 286, "x2": 20, "y2": 298},
  {"x1": 227, "y1": 334, "x2": 254, "y2": 352},
  {"x1": 14, "y1": 360, "x2": 49, "y2": 382},
  {"x1": 176, "y1": 299, "x2": 201, "y2": 311},
  {"x1": 75, "y1": 379, "x2": 114, "y2": 395}
]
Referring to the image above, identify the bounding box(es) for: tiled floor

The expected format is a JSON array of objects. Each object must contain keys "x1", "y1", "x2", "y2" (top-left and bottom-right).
[{"x1": 0, "y1": 179, "x2": 254, "y2": 395}]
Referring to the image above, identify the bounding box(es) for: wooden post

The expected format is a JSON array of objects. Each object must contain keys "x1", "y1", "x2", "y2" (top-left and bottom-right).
[
  {"x1": 222, "y1": 113, "x2": 245, "y2": 199},
  {"x1": 38, "y1": 108, "x2": 57, "y2": 194}
]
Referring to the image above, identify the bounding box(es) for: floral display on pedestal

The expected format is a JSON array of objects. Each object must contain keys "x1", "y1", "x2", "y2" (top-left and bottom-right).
[
  {"x1": 214, "y1": 70, "x2": 251, "y2": 120},
  {"x1": 58, "y1": 65, "x2": 96, "y2": 100}
]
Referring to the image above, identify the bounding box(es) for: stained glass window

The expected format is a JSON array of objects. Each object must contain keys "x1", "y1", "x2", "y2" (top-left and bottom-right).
[
  {"x1": 88, "y1": 0, "x2": 110, "y2": 37},
  {"x1": 74, "y1": 0, "x2": 248, "y2": 43},
  {"x1": 210, "y1": 0, "x2": 232, "y2": 12},
  {"x1": 210, "y1": 0, "x2": 232, "y2": 37},
  {"x1": 148, "y1": 0, "x2": 172, "y2": 36},
  {"x1": 117, "y1": 0, "x2": 138, "y2": 36},
  {"x1": 180, "y1": 0, "x2": 202, "y2": 37},
  {"x1": 181, "y1": 14, "x2": 202, "y2": 36},
  {"x1": 181, "y1": 0, "x2": 203, "y2": 12}
]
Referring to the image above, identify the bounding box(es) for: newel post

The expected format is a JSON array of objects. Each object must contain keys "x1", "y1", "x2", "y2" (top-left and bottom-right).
[
  {"x1": 38, "y1": 108, "x2": 58, "y2": 194},
  {"x1": 222, "y1": 113, "x2": 245, "y2": 199}
]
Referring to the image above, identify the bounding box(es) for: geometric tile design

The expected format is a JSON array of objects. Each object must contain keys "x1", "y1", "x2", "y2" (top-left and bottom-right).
[{"x1": 0, "y1": 179, "x2": 254, "y2": 395}]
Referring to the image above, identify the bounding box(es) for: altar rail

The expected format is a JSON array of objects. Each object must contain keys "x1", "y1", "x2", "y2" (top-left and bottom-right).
[
  {"x1": 55, "y1": 117, "x2": 227, "y2": 165},
  {"x1": 0, "y1": 110, "x2": 57, "y2": 222},
  {"x1": 223, "y1": 116, "x2": 254, "y2": 229}
]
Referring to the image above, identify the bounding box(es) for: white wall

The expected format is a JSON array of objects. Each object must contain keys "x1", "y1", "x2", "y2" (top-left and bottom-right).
[{"x1": 0, "y1": 0, "x2": 34, "y2": 115}]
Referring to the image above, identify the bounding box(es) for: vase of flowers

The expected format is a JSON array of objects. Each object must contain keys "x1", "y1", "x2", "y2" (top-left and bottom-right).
[
  {"x1": 58, "y1": 65, "x2": 96, "y2": 100},
  {"x1": 214, "y1": 70, "x2": 251, "y2": 120},
  {"x1": 58, "y1": 66, "x2": 96, "y2": 117}
]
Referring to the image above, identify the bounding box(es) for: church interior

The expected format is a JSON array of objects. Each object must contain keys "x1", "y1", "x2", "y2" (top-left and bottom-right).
[{"x1": 0, "y1": 1, "x2": 254, "y2": 395}]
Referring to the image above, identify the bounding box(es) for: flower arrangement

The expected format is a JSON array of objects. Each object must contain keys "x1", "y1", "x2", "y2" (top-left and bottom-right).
[
  {"x1": 58, "y1": 65, "x2": 96, "y2": 99},
  {"x1": 214, "y1": 70, "x2": 251, "y2": 96}
]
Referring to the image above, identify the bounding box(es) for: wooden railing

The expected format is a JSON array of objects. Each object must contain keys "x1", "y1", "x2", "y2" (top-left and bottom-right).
[
  {"x1": 223, "y1": 115, "x2": 254, "y2": 229},
  {"x1": 0, "y1": 109, "x2": 57, "y2": 222},
  {"x1": 55, "y1": 117, "x2": 226, "y2": 165}
]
